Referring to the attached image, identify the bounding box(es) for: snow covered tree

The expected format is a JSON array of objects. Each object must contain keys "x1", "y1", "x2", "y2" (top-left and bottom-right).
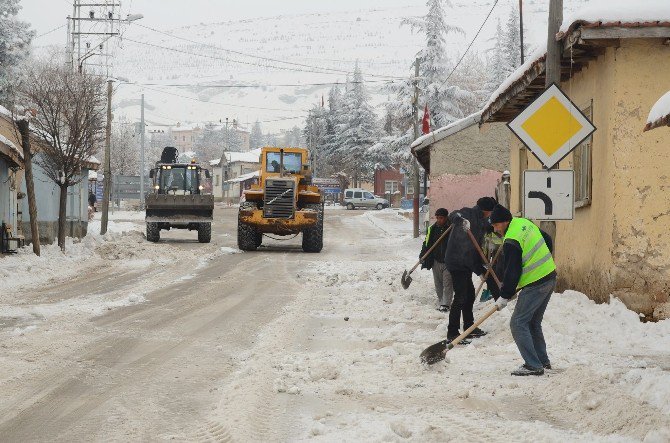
[
  {"x1": 18, "y1": 61, "x2": 105, "y2": 251},
  {"x1": 194, "y1": 123, "x2": 226, "y2": 160},
  {"x1": 486, "y1": 18, "x2": 510, "y2": 93},
  {"x1": 372, "y1": 0, "x2": 474, "y2": 170},
  {"x1": 503, "y1": 8, "x2": 522, "y2": 73},
  {"x1": 336, "y1": 62, "x2": 379, "y2": 186},
  {"x1": 110, "y1": 119, "x2": 139, "y2": 175},
  {"x1": 249, "y1": 120, "x2": 263, "y2": 149},
  {"x1": 0, "y1": 0, "x2": 34, "y2": 102}
]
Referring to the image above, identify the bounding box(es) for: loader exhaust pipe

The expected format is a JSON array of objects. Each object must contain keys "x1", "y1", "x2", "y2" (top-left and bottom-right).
[{"x1": 279, "y1": 148, "x2": 284, "y2": 177}]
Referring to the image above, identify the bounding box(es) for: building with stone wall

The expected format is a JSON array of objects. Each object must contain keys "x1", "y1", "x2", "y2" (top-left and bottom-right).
[{"x1": 480, "y1": 15, "x2": 670, "y2": 319}]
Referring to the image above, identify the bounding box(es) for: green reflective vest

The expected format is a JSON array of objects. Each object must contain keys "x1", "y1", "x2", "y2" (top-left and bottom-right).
[{"x1": 504, "y1": 218, "x2": 556, "y2": 288}]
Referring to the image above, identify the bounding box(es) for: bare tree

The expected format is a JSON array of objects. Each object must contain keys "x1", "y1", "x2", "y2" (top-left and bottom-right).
[
  {"x1": 111, "y1": 118, "x2": 139, "y2": 175},
  {"x1": 18, "y1": 60, "x2": 106, "y2": 250}
]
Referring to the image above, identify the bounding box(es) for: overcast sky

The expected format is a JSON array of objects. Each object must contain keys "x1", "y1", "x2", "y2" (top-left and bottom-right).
[{"x1": 23, "y1": 0, "x2": 417, "y2": 43}]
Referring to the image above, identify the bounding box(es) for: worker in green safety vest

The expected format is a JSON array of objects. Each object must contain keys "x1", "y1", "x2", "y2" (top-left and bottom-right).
[{"x1": 489, "y1": 204, "x2": 557, "y2": 377}]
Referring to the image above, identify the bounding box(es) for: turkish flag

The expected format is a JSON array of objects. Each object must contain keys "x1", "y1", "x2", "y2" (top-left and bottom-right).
[{"x1": 422, "y1": 104, "x2": 430, "y2": 134}]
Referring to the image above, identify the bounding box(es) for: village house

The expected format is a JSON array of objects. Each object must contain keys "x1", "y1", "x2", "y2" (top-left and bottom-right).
[
  {"x1": 210, "y1": 148, "x2": 261, "y2": 204},
  {"x1": 479, "y1": 10, "x2": 670, "y2": 318},
  {"x1": 0, "y1": 107, "x2": 25, "y2": 252},
  {"x1": 411, "y1": 111, "x2": 510, "y2": 216}
]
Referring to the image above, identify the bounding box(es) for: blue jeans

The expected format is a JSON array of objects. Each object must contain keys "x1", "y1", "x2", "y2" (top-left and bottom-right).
[{"x1": 510, "y1": 277, "x2": 556, "y2": 369}]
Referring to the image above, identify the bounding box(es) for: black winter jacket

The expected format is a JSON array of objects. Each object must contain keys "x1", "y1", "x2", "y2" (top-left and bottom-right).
[
  {"x1": 444, "y1": 205, "x2": 489, "y2": 275},
  {"x1": 419, "y1": 222, "x2": 451, "y2": 270}
]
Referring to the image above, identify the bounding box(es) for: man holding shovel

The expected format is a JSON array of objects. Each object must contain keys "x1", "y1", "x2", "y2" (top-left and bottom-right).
[
  {"x1": 444, "y1": 196, "x2": 497, "y2": 343},
  {"x1": 419, "y1": 208, "x2": 453, "y2": 312},
  {"x1": 489, "y1": 204, "x2": 557, "y2": 376}
]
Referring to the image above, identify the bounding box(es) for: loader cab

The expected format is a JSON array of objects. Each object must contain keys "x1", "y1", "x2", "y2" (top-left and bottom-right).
[
  {"x1": 262, "y1": 148, "x2": 310, "y2": 178},
  {"x1": 151, "y1": 161, "x2": 209, "y2": 195}
]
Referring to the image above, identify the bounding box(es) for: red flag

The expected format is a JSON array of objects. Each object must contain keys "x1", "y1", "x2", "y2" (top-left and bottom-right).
[{"x1": 422, "y1": 104, "x2": 430, "y2": 134}]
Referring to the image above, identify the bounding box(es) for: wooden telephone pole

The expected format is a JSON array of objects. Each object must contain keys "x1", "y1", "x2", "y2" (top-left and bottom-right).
[
  {"x1": 542, "y1": 0, "x2": 563, "y2": 242},
  {"x1": 412, "y1": 58, "x2": 420, "y2": 239},
  {"x1": 100, "y1": 79, "x2": 113, "y2": 235}
]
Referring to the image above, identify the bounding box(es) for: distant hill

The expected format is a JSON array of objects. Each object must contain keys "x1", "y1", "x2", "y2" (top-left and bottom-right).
[{"x1": 75, "y1": 0, "x2": 590, "y2": 132}]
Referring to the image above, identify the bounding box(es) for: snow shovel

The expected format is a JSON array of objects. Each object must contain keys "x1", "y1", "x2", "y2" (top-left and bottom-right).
[
  {"x1": 420, "y1": 305, "x2": 499, "y2": 365},
  {"x1": 401, "y1": 224, "x2": 454, "y2": 290}
]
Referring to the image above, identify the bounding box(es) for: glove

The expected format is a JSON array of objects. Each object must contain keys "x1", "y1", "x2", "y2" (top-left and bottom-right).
[
  {"x1": 480, "y1": 288, "x2": 492, "y2": 302},
  {"x1": 461, "y1": 218, "x2": 471, "y2": 232},
  {"x1": 495, "y1": 297, "x2": 509, "y2": 311}
]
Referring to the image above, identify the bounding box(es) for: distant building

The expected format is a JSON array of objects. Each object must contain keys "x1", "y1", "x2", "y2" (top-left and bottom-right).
[
  {"x1": 0, "y1": 107, "x2": 25, "y2": 251},
  {"x1": 210, "y1": 148, "x2": 262, "y2": 203},
  {"x1": 171, "y1": 124, "x2": 201, "y2": 152},
  {"x1": 411, "y1": 112, "x2": 509, "y2": 218}
]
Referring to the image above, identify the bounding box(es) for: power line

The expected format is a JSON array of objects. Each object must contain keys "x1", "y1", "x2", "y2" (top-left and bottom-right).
[
  {"x1": 122, "y1": 79, "x2": 391, "y2": 89},
  {"x1": 131, "y1": 22, "x2": 405, "y2": 80},
  {"x1": 126, "y1": 83, "x2": 307, "y2": 113},
  {"x1": 35, "y1": 24, "x2": 67, "y2": 39},
  {"x1": 441, "y1": 0, "x2": 500, "y2": 85}
]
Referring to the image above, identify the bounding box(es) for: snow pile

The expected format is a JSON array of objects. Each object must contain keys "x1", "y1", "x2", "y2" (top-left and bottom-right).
[
  {"x1": 646, "y1": 91, "x2": 670, "y2": 128},
  {"x1": 210, "y1": 209, "x2": 670, "y2": 441}
]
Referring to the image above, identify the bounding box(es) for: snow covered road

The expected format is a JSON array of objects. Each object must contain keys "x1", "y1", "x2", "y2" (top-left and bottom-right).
[{"x1": 1, "y1": 207, "x2": 669, "y2": 441}]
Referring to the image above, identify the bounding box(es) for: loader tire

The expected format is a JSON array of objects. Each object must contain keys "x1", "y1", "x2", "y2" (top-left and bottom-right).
[
  {"x1": 146, "y1": 222, "x2": 160, "y2": 243},
  {"x1": 198, "y1": 222, "x2": 211, "y2": 243},
  {"x1": 238, "y1": 202, "x2": 260, "y2": 251},
  {"x1": 302, "y1": 203, "x2": 324, "y2": 253}
]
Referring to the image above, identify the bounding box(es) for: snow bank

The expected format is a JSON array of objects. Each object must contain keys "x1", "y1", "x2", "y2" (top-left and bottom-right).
[{"x1": 211, "y1": 210, "x2": 670, "y2": 441}]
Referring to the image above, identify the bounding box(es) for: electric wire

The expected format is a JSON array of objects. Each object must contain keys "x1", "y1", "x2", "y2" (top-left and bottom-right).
[
  {"x1": 441, "y1": 0, "x2": 500, "y2": 85},
  {"x1": 131, "y1": 22, "x2": 406, "y2": 80},
  {"x1": 35, "y1": 24, "x2": 67, "y2": 39}
]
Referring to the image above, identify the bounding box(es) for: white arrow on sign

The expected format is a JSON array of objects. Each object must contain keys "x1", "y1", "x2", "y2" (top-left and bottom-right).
[{"x1": 523, "y1": 169, "x2": 574, "y2": 220}]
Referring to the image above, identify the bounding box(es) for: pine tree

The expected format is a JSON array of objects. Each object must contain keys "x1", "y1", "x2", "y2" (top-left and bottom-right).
[
  {"x1": 487, "y1": 18, "x2": 509, "y2": 92},
  {"x1": 337, "y1": 62, "x2": 379, "y2": 186},
  {"x1": 503, "y1": 8, "x2": 522, "y2": 74},
  {"x1": 249, "y1": 120, "x2": 263, "y2": 149},
  {"x1": 0, "y1": 0, "x2": 34, "y2": 102}
]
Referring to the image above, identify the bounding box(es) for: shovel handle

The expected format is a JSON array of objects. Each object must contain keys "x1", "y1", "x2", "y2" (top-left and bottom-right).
[
  {"x1": 409, "y1": 224, "x2": 454, "y2": 274},
  {"x1": 466, "y1": 229, "x2": 502, "y2": 288},
  {"x1": 475, "y1": 243, "x2": 505, "y2": 294},
  {"x1": 445, "y1": 305, "x2": 499, "y2": 352}
]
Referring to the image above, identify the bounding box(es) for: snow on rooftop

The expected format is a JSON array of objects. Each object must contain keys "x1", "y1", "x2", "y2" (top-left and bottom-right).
[
  {"x1": 559, "y1": 0, "x2": 670, "y2": 35},
  {"x1": 645, "y1": 91, "x2": 670, "y2": 131},
  {"x1": 411, "y1": 111, "x2": 483, "y2": 151},
  {"x1": 224, "y1": 148, "x2": 262, "y2": 164},
  {"x1": 225, "y1": 170, "x2": 259, "y2": 183},
  {"x1": 209, "y1": 158, "x2": 221, "y2": 167},
  {"x1": 88, "y1": 155, "x2": 101, "y2": 165},
  {"x1": 0, "y1": 133, "x2": 24, "y2": 160}
]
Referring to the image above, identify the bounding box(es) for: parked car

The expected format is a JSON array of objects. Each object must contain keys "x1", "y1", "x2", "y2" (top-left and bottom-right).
[{"x1": 343, "y1": 188, "x2": 389, "y2": 210}]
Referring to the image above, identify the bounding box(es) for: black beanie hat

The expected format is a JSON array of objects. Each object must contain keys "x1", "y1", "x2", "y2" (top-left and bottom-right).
[
  {"x1": 489, "y1": 204, "x2": 513, "y2": 224},
  {"x1": 477, "y1": 196, "x2": 497, "y2": 212},
  {"x1": 435, "y1": 208, "x2": 449, "y2": 217}
]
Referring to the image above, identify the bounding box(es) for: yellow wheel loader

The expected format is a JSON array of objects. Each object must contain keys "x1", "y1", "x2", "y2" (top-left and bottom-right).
[{"x1": 238, "y1": 147, "x2": 324, "y2": 252}]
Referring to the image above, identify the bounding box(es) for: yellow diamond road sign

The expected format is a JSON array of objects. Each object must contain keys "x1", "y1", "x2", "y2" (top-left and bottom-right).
[{"x1": 508, "y1": 84, "x2": 596, "y2": 169}]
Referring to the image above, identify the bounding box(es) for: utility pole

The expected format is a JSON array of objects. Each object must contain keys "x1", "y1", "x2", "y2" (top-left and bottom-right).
[
  {"x1": 16, "y1": 118, "x2": 40, "y2": 256},
  {"x1": 519, "y1": 0, "x2": 525, "y2": 64},
  {"x1": 412, "y1": 57, "x2": 420, "y2": 239},
  {"x1": 140, "y1": 93, "x2": 146, "y2": 209},
  {"x1": 101, "y1": 79, "x2": 113, "y2": 235},
  {"x1": 541, "y1": 0, "x2": 563, "y2": 243}
]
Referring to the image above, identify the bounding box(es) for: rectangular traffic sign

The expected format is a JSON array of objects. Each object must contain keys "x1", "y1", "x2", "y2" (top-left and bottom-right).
[
  {"x1": 523, "y1": 169, "x2": 574, "y2": 220},
  {"x1": 508, "y1": 84, "x2": 595, "y2": 169}
]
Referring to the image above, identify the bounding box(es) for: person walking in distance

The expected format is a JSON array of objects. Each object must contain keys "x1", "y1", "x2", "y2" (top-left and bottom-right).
[
  {"x1": 419, "y1": 208, "x2": 453, "y2": 312},
  {"x1": 444, "y1": 196, "x2": 497, "y2": 342},
  {"x1": 490, "y1": 204, "x2": 557, "y2": 376}
]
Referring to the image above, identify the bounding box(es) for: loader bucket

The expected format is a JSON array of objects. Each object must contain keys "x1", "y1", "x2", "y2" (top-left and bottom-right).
[{"x1": 145, "y1": 194, "x2": 214, "y2": 223}]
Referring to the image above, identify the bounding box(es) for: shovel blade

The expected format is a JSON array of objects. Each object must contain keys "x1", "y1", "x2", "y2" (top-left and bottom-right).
[
  {"x1": 401, "y1": 270, "x2": 412, "y2": 290},
  {"x1": 420, "y1": 340, "x2": 448, "y2": 365}
]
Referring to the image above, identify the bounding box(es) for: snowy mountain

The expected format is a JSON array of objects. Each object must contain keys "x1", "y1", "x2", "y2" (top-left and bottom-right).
[{"x1": 49, "y1": 0, "x2": 590, "y2": 132}]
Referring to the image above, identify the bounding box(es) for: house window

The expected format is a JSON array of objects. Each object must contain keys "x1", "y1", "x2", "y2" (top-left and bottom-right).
[
  {"x1": 574, "y1": 101, "x2": 593, "y2": 208},
  {"x1": 406, "y1": 183, "x2": 414, "y2": 196},
  {"x1": 384, "y1": 180, "x2": 399, "y2": 194},
  {"x1": 215, "y1": 175, "x2": 220, "y2": 187}
]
